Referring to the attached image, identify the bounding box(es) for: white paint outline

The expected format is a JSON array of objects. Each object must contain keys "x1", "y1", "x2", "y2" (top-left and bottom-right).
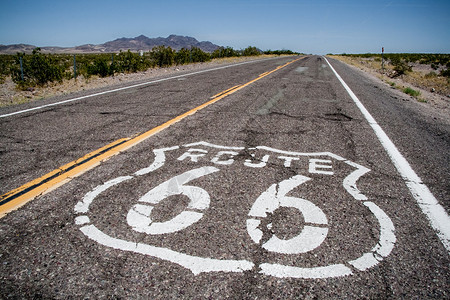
[
  {"x1": 349, "y1": 201, "x2": 396, "y2": 271},
  {"x1": 135, "y1": 146, "x2": 179, "y2": 176},
  {"x1": 0, "y1": 57, "x2": 283, "y2": 119},
  {"x1": 80, "y1": 224, "x2": 254, "y2": 275},
  {"x1": 74, "y1": 141, "x2": 396, "y2": 278},
  {"x1": 247, "y1": 175, "x2": 329, "y2": 254},
  {"x1": 260, "y1": 263, "x2": 353, "y2": 279},
  {"x1": 324, "y1": 56, "x2": 450, "y2": 252},
  {"x1": 127, "y1": 166, "x2": 219, "y2": 234}
]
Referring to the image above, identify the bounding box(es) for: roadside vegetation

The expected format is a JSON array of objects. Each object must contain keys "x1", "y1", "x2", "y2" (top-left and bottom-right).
[
  {"x1": 0, "y1": 47, "x2": 299, "y2": 92},
  {"x1": 329, "y1": 53, "x2": 450, "y2": 102}
]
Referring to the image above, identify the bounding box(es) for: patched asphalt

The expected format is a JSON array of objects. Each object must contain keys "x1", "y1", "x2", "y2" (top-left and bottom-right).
[{"x1": 0, "y1": 56, "x2": 448, "y2": 298}]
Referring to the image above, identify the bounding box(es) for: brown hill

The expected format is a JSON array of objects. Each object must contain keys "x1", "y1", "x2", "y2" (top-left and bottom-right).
[{"x1": 0, "y1": 34, "x2": 220, "y2": 54}]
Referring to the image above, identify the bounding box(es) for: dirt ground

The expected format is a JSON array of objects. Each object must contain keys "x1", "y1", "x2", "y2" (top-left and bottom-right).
[{"x1": 330, "y1": 55, "x2": 450, "y2": 114}]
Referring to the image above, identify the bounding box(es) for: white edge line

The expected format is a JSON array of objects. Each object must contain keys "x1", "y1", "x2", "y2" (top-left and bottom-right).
[
  {"x1": 324, "y1": 56, "x2": 450, "y2": 253},
  {"x1": 0, "y1": 57, "x2": 286, "y2": 119}
]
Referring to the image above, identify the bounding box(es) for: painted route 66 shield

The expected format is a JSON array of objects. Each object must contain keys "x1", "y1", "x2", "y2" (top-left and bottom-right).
[{"x1": 74, "y1": 141, "x2": 395, "y2": 279}]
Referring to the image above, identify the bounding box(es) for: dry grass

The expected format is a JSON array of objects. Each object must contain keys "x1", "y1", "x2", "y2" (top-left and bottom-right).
[
  {"x1": 330, "y1": 55, "x2": 450, "y2": 102},
  {"x1": 403, "y1": 70, "x2": 449, "y2": 96}
]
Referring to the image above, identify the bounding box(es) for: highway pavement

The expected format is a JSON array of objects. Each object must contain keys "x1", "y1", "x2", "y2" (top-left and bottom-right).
[{"x1": 0, "y1": 55, "x2": 448, "y2": 298}]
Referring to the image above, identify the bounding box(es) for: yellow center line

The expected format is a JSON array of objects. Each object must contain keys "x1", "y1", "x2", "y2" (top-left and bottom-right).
[
  {"x1": 210, "y1": 85, "x2": 242, "y2": 99},
  {"x1": 0, "y1": 56, "x2": 303, "y2": 218},
  {"x1": 0, "y1": 138, "x2": 130, "y2": 217}
]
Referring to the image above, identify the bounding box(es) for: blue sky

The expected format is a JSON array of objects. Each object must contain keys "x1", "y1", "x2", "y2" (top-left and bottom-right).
[{"x1": 1, "y1": 0, "x2": 449, "y2": 54}]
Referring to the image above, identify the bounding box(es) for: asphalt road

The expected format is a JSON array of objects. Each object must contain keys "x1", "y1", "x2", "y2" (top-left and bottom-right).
[{"x1": 0, "y1": 55, "x2": 449, "y2": 299}]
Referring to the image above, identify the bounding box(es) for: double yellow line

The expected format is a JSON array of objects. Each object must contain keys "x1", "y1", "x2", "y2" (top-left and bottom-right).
[{"x1": 0, "y1": 57, "x2": 302, "y2": 218}]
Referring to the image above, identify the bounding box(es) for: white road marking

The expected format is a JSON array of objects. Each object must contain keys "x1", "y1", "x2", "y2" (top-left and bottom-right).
[
  {"x1": 211, "y1": 151, "x2": 239, "y2": 165},
  {"x1": 0, "y1": 57, "x2": 282, "y2": 119},
  {"x1": 80, "y1": 224, "x2": 254, "y2": 275},
  {"x1": 135, "y1": 146, "x2": 179, "y2": 176},
  {"x1": 244, "y1": 154, "x2": 270, "y2": 168},
  {"x1": 324, "y1": 56, "x2": 450, "y2": 252},
  {"x1": 127, "y1": 166, "x2": 219, "y2": 235},
  {"x1": 343, "y1": 160, "x2": 370, "y2": 201},
  {"x1": 75, "y1": 141, "x2": 396, "y2": 278},
  {"x1": 308, "y1": 159, "x2": 334, "y2": 175},
  {"x1": 247, "y1": 175, "x2": 328, "y2": 254},
  {"x1": 259, "y1": 263, "x2": 353, "y2": 279},
  {"x1": 349, "y1": 201, "x2": 396, "y2": 271},
  {"x1": 74, "y1": 175, "x2": 133, "y2": 214}
]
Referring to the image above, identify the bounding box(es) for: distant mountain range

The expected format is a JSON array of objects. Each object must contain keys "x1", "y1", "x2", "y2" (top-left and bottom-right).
[{"x1": 0, "y1": 34, "x2": 221, "y2": 54}]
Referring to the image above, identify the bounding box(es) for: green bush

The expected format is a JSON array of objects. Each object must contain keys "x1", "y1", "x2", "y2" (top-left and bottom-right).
[
  {"x1": 150, "y1": 46, "x2": 175, "y2": 67},
  {"x1": 440, "y1": 68, "x2": 450, "y2": 78},
  {"x1": 11, "y1": 48, "x2": 65, "y2": 88},
  {"x1": 403, "y1": 87, "x2": 420, "y2": 97},
  {"x1": 114, "y1": 50, "x2": 151, "y2": 73},
  {"x1": 390, "y1": 56, "x2": 411, "y2": 76},
  {"x1": 425, "y1": 71, "x2": 437, "y2": 78},
  {"x1": 211, "y1": 47, "x2": 240, "y2": 58},
  {"x1": 190, "y1": 47, "x2": 210, "y2": 63},
  {"x1": 175, "y1": 48, "x2": 191, "y2": 65},
  {"x1": 174, "y1": 47, "x2": 210, "y2": 64},
  {"x1": 264, "y1": 49, "x2": 297, "y2": 55},
  {"x1": 87, "y1": 56, "x2": 113, "y2": 77},
  {"x1": 1, "y1": 45, "x2": 299, "y2": 90},
  {"x1": 0, "y1": 56, "x2": 9, "y2": 84},
  {"x1": 242, "y1": 46, "x2": 261, "y2": 56}
]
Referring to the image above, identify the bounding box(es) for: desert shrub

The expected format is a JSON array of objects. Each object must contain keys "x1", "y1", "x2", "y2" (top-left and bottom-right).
[
  {"x1": 424, "y1": 71, "x2": 437, "y2": 78},
  {"x1": 390, "y1": 56, "x2": 411, "y2": 76},
  {"x1": 175, "y1": 47, "x2": 210, "y2": 64},
  {"x1": 440, "y1": 68, "x2": 450, "y2": 78},
  {"x1": 150, "y1": 46, "x2": 175, "y2": 67},
  {"x1": 403, "y1": 87, "x2": 420, "y2": 97},
  {"x1": 242, "y1": 46, "x2": 261, "y2": 56},
  {"x1": 175, "y1": 48, "x2": 191, "y2": 65},
  {"x1": 11, "y1": 48, "x2": 64, "y2": 88},
  {"x1": 264, "y1": 49, "x2": 297, "y2": 55},
  {"x1": 0, "y1": 55, "x2": 11, "y2": 84},
  {"x1": 211, "y1": 47, "x2": 240, "y2": 58},
  {"x1": 87, "y1": 56, "x2": 113, "y2": 77},
  {"x1": 115, "y1": 50, "x2": 150, "y2": 73},
  {"x1": 190, "y1": 47, "x2": 210, "y2": 63}
]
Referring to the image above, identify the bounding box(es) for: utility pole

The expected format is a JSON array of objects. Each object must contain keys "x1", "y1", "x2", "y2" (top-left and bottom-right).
[
  {"x1": 73, "y1": 55, "x2": 77, "y2": 79},
  {"x1": 19, "y1": 57, "x2": 24, "y2": 81}
]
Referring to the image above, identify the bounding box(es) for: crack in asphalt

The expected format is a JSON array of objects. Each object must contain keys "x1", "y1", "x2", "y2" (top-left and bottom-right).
[{"x1": 268, "y1": 110, "x2": 306, "y2": 120}]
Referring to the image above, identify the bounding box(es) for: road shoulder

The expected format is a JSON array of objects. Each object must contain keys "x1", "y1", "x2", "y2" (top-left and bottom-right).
[{"x1": 327, "y1": 56, "x2": 450, "y2": 125}]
